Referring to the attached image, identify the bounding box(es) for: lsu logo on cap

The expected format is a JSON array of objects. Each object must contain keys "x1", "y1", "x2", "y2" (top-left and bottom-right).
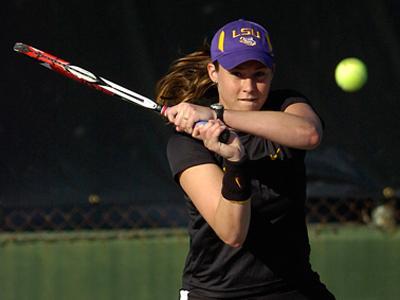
[
  {"x1": 217, "y1": 27, "x2": 272, "y2": 51},
  {"x1": 218, "y1": 27, "x2": 262, "y2": 51},
  {"x1": 232, "y1": 27, "x2": 261, "y2": 39},
  {"x1": 239, "y1": 36, "x2": 256, "y2": 47}
]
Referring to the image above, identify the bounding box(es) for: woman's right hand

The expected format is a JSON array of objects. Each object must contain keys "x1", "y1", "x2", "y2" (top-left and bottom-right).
[{"x1": 193, "y1": 119, "x2": 245, "y2": 162}]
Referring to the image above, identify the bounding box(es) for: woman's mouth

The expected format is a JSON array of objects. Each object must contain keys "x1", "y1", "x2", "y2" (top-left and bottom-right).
[{"x1": 238, "y1": 98, "x2": 257, "y2": 102}]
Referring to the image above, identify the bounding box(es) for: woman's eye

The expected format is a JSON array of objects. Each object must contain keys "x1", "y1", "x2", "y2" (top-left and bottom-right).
[
  {"x1": 232, "y1": 71, "x2": 242, "y2": 77},
  {"x1": 255, "y1": 71, "x2": 267, "y2": 78}
]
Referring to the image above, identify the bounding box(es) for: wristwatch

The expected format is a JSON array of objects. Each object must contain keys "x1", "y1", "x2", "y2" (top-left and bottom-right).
[{"x1": 210, "y1": 103, "x2": 224, "y2": 122}]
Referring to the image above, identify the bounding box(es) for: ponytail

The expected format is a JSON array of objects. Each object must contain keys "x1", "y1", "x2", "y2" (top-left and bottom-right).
[{"x1": 155, "y1": 44, "x2": 218, "y2": 106}]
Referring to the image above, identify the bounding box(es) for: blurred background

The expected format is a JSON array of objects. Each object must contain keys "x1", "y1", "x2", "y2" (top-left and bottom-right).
[{"x1": 1, "y1": 0, "x2": 400, "y2": 299}]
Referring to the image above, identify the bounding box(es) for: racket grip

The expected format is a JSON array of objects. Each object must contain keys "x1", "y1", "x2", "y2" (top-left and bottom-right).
[
  {"x1": 195, "y1": 121, "x2": 230, "y2": 143},
  {"x1": 219, "y1": 128, "x2": 230, "y2": 143}
]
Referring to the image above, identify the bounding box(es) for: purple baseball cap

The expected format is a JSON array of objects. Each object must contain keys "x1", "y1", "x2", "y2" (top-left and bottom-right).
[{"x1": 210, "y1": 19, "x2": 274, "y2": 70}]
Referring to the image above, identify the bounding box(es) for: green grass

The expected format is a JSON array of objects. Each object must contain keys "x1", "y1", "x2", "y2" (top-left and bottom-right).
[
  {"x1": 0, "y1": 226, "x2": 399, "y2": 300},
  {"x1": 0, "y1": 229, "x2": 188, "y2": 300},
  {"x1": 308, "y1": 225, "x2": 400, "y2": 300}
]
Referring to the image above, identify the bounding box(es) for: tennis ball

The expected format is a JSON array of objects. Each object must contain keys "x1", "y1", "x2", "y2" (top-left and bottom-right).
[{"x1": 335, "y1": 57, "x2": 367, "y2": 92}]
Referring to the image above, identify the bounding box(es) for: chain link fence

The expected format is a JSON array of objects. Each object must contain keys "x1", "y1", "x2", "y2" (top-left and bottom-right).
[{"x1": 1, "y1": 197, "x2": 399, "y2": 232}]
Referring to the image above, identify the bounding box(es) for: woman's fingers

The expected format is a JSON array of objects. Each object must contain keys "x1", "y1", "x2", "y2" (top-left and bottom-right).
[
  {"x1": 165, "y1": 104, "x2": 195, "y2": 133},
  {"x1": 195, "y1": 120, "x2": 243, "y2": 161},
  {"x1": 195, "y1": 120, "x2": 226, "y2": 150},
  {"x1": 164, "y1": 103, "x2": 216, "y2": 134}
]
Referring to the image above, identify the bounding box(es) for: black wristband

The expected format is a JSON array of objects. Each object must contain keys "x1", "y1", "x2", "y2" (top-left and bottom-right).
[{"x1": 221, "y1": 158, "x2": 251, "y2": 201}]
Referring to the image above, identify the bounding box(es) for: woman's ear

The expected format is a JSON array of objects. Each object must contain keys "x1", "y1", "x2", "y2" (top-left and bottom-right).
[{"x1": 207, "y1": 63, "x2": 218, "y2": 83}]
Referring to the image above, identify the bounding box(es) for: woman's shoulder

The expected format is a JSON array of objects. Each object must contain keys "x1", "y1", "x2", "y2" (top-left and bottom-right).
[
  {"x1": 268, "y1": 89, "x2": 308, "y2": 99},
  {"x1": 166, "y1": 132, "x2": 217, "y2": 179},
  {"x1": 167, "y1": 131, "x2": 203, "y2": 153}
]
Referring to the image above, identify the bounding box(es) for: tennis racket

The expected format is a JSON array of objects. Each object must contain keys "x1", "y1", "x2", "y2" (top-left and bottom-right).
[{"x1": 13, "y1": 42, "x2": 230, "y2": 143}]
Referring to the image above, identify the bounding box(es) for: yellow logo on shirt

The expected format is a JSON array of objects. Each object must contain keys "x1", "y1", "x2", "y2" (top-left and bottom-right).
[
  {"x1": 270, "y1": 147, "x2": 281, "y2": 160},
  {"x1": 235, "y1": 177, "x2": 242, "y2": 189}
]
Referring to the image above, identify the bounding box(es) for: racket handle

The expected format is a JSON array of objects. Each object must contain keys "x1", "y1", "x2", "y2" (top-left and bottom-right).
[
  {"x1": 195, "y1": 121, "x2": 230, "y2": 143},
  {"x1": 219, "y1": 128, "x2": 231, "y2": 143}
]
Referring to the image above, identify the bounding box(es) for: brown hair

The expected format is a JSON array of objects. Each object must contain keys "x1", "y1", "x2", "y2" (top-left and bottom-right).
[{"x1": 155, "y1": 44, "x2": 218, "y2": 107}]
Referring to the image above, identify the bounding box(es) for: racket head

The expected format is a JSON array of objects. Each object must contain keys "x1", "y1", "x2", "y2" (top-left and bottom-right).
[{"x1": 13, "y1": 42, "x2": 159, "y2": 110}]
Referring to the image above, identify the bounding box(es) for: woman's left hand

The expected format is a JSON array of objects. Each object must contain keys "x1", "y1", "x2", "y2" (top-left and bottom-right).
[{"x1": 193, "y1": 119, "x2": 244, "y2": 162}]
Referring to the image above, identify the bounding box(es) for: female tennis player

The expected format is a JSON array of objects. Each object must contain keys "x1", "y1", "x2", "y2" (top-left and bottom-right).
[{"x1": 156, "y1": 19, "x2": 335, "y2": 300}]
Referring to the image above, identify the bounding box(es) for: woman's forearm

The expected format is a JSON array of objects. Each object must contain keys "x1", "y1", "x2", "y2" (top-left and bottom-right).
[
  {"x1": 213, "y1": 197, "x2": 251, "y2": 248},
  {"x1": 180, "y1": 164, "x2": 251, "y2": 248},
  {"x1": 223, "y1": 107, "x2": 322, "y2": 150}
]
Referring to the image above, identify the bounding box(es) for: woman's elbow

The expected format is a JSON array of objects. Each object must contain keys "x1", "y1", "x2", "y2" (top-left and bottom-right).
[
  {"x1": 221, "y1": 231, "x2": 248, "y2": 248},
  {"x1": 301, "y1": 124, "x2": 322, "y2": 149},
  {"x1": 308, "y1": 127, "x2": 322, "y2": 149}
]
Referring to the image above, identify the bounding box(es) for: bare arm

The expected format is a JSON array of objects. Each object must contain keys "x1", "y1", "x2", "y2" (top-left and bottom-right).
[
  {"x1": 179, "y1": 163, "x2": 251, "y2": 248},
  {"x1": 223, "y1": 102, "x2": 323, "y2": 150},
  {"x1": 164, "y1": 101, "x2": 323, "y2": 150},
  {"x1": 176, "y1": 120, "x2": 251, "y2": 248}
]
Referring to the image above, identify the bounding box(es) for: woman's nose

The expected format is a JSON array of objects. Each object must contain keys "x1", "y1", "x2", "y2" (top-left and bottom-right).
[{"x1": 241, "y1": 77, "x2": 256, "y2": 92}]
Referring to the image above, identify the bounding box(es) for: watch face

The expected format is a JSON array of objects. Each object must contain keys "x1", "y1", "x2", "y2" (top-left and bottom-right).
[
  {"x1": 211, "y1": 103, "x2": 223, "y2": 109},
  {"x1": 210, "y1": 103, "x2": 224, "y2": 121}
]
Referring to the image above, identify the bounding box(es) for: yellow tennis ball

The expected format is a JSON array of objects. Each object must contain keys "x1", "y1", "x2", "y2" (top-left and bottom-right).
[{"x1": 335, "y1": 57, "x2": 368, "y2": 92}]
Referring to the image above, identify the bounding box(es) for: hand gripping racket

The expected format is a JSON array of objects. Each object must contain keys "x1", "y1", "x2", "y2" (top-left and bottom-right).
[{"x1": 13, "y1": 42, "x2": 230, "y2": 143}]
